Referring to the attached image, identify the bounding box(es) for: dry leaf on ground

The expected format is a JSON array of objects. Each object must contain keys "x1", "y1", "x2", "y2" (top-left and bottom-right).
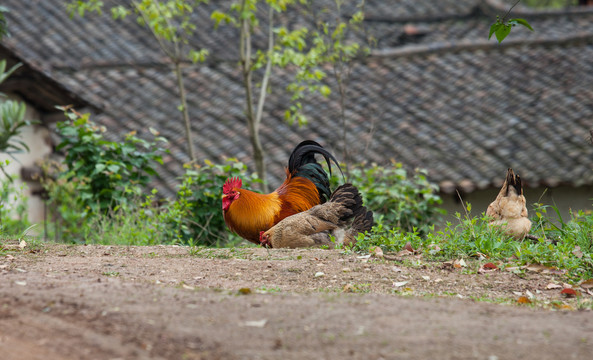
[
  {"x1": 560, "y1": 288, "x2": 579, "y2": 298},
  {"x1": 579, "y1": 279, "x2": 593, "y2": 290}
]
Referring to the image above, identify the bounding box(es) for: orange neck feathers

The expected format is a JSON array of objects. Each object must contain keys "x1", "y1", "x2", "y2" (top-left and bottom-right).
[{"x1": 223, "y1": 189, "x2": 281, "y2": 243}]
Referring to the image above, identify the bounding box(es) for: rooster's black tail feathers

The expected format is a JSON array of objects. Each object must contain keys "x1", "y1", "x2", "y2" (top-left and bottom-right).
[{"x1": 288, "y1": 140, "x2": 343, "y2": 202}]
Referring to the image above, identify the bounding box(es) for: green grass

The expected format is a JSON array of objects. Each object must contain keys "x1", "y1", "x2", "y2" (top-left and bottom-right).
[{"x1": 355, "y1": 204, "x2": 593, "y2": 283}]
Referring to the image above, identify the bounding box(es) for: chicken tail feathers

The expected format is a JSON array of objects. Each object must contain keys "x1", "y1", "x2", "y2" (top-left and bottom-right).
[
  {"x1": 505, "y1": 168, "x2": 523, "y2": 196},
  {"x1": 330, "y1": 183, "x2": 360, "y2": 214},
  {"x1": 352, "y1": 209, "x2": 374, "y2": 234},
  {"x1": 511, "y1": 174, "x2": 523, "y2": 195},
  {"x1": 330, "y1": 183, "x2": 374, "y2": 242},
  {"x1": 288, "y1": 140, "x2": 343, "y2": 202},
  {"x1": 329, "y1": 183, "x2": 373, "y2": 225}
]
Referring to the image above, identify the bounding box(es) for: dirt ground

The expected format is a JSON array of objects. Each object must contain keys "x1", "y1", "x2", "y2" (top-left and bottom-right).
[{"x1": 1, "y1": 241, "x2": 593, "y2": 359}]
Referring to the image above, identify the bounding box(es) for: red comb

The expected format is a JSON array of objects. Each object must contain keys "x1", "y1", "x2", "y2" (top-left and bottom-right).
[{"x1": 223, "y1": 177, "x2": 242, "y2": 194}]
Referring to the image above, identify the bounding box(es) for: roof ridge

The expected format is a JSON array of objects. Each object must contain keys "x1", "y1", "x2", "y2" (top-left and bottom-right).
[
  {"x1": 370, "y1": 32, "x2": 593, "y2": 59},
  {"x1": 483, "y1": 0, "x2": 593, "y2": 18}
]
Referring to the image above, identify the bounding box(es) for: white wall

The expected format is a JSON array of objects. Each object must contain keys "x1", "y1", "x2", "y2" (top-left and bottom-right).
[{"x1": 0, "y1": 94, "x2": 52, "y2": 224}]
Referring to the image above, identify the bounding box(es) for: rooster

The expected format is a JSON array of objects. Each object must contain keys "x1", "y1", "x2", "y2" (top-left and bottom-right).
[
  {"x1": 259, "y1": 184, "x2": 374, "y2": 248},
  {"x1": 486, "y1": 168, "x2": 532, "y2": 240},
  {"x1": 222, "y1": 140, "x2": 342, "y2": 244}
]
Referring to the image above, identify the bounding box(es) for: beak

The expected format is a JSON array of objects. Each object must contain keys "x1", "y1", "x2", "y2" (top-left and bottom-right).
[{"x1": 222, "y1": 194, "x2": 227, "y2": 199}]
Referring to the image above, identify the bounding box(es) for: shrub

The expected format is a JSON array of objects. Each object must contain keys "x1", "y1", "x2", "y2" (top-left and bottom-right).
[
  {"x1": 43, "y1": 156, "x2": 258, "y2": 246},
  {"x1": 342, "y1": 162, "x2": 444, "y2": 235},
  {"x1": 0, "y1": 173, "x2": 30, "y2": 236},
  {"x1": 54, "y1": 107, "x2": 168, "y2": 214}
]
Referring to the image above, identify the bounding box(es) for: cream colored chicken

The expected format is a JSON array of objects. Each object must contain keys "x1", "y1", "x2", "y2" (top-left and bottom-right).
[
  {"x1": 259, "y1": 184, "x2": 373, "y2": 249},
  {"x1": 486, "y1": 168, "x2": 532, "y2": 240}
]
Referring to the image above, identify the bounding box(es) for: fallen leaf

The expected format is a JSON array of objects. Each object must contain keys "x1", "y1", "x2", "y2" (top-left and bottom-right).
[
  {"x1": 421, "y1": 276, "x2": 430, "y2": 281},
  {"x1": 357, "y1": 254, "x2": 371, "y2": 260},
  {"x1": 238, "y1": 287, "x2": 252, "y2": 295},
  {"x1": 314, "y1": 272, "x2": 324, "y2": 278},
  {"x1": 579, "y1": 279, "x2": 593, "y2": 290},
  {"x1": 396, "y1": 249, "x2": 414, "y2": 257},
  {"x1": 403, "y1": 242, "x2": 415, "y2": 253},
  {"x1": 524, "y1": 264, "x2": 565, "y2": 275},
  {"x1": 504, "y1": 266, "x2": 521, "y2": 272},
  {"x1": 182, "y1": 284, "x2": 194, "y2": 290},
  {"x1": 442, "y1": 260, "x2": 454, "y2": 269},
  {"x1": 513, "y1": 291, "x2": 523, "y2": 296},
  {"x1": 546, "y1": 283, "x2": 562, "y2": 290},
  {"x1": 453, "y1": 259, "x2": 467, "y2": 269},
  {"x1": 391, "y1": 266, "x2": 403, "y2": 273},
  {"x1": 370, "y1": 246, "x2": 384, "y2": 259},
  {"x1": 525, "y1": 290, "x2": 535, "y2": 300},
  {"x1": 19, "y1": 240, "x2": 27, "y2": 249},
  {"x1": 343, "y1": 284, "x2": 355, "y2": 293},
  {"x1": 553, "y1": 303, "x2": 575, "y2": 310},
  {"x1": 393, "y1": 281, "x2": 409, "y2": 288},
  {"x1": 517, "y1": 296, "x2": 531, "y2": 304},
  {"x1": 14, "y1": 281, "x2": 27, "y2": 286},
  {"x1": 244, "y1": 319, "x2": 267, "y2": 328},
  {"x1": 478, "y1": 262, "x2": 498, "y2": 274},
  {"x1": 572, "y1": 246, "x2": 583, "y2": 259},
  {"x1": 475, "y1": 252, "x2": 489, "y2": 260},
  {"x1": 561, "y1": 288, "x2": 579, "y2": 298}
]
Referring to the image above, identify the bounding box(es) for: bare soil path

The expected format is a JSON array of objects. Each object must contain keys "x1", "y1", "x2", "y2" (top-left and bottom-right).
[{"x1": 1, "y1": 242, "x2": 592, "y2": 359}]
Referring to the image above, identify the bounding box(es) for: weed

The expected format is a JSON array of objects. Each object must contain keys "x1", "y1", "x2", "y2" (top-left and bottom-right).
[{"x1": 256, "y1": 286, "x2": 282, "y2": 293}]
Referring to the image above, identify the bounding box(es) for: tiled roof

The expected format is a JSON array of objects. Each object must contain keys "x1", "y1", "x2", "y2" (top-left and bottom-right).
[{"x1": 2, "y1": 0, "x2": 593, "y2": 196}]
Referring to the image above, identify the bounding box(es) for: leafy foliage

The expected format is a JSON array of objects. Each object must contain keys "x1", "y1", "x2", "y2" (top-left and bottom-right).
[
  {"x1": 54, "y1": 107, "x2": 168, "y2": 214},
  {"x1": 0, "y1": 61, "x2": 30, "y2": 153},
  {"x1": 0, "y1": 174, "x2": 30, "y2": 236},
  {"x1": 42, "y1": 156, "x2": 258, "y2": 246},
  {"x1": 341, "y1": 162, "x2": 444, "y2": 235},
  {"x1": 0, "y1": 60, "x2": 36, "y2": 180},
  {"x1": 488, "y1": 0, "x2": 534, "y2": 43}
]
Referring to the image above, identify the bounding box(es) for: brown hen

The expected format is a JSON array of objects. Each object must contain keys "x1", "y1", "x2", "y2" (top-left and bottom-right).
[
  {"x1": 259, "y1": 184, "x2": 373, "y2": 248},
  {"x1": 486, "y1": 168, "x2": 532, "y2": 240}
]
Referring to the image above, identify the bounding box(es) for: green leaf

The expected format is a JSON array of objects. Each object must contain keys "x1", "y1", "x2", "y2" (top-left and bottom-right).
[
  {"x1": 495, "y1": 24, "x2": 511, "y2": 43},
  {"x1": 509, "y1": 18, "x2": 534, "y2": 31},
  {"x1": 319, "y1": 85, "x2": 331, "y2": 97},
  {"x1": 488, "y1": 23, "x2": 500, "y2": 40}
]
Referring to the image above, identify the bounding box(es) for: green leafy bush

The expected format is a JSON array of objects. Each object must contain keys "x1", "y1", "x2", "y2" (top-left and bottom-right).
[
  {"x1": 0, "y1": 173, "x2": 30, "y2": 236},
  {"x1": 341, "y1": 162, "x2": 444, "y2": 235},
  {"x1": 55, "y1": 107, "x2": 168, "y2": 214},
  {"x1": 43, "y1": 155, "x2": 258, "y2": 246}
]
